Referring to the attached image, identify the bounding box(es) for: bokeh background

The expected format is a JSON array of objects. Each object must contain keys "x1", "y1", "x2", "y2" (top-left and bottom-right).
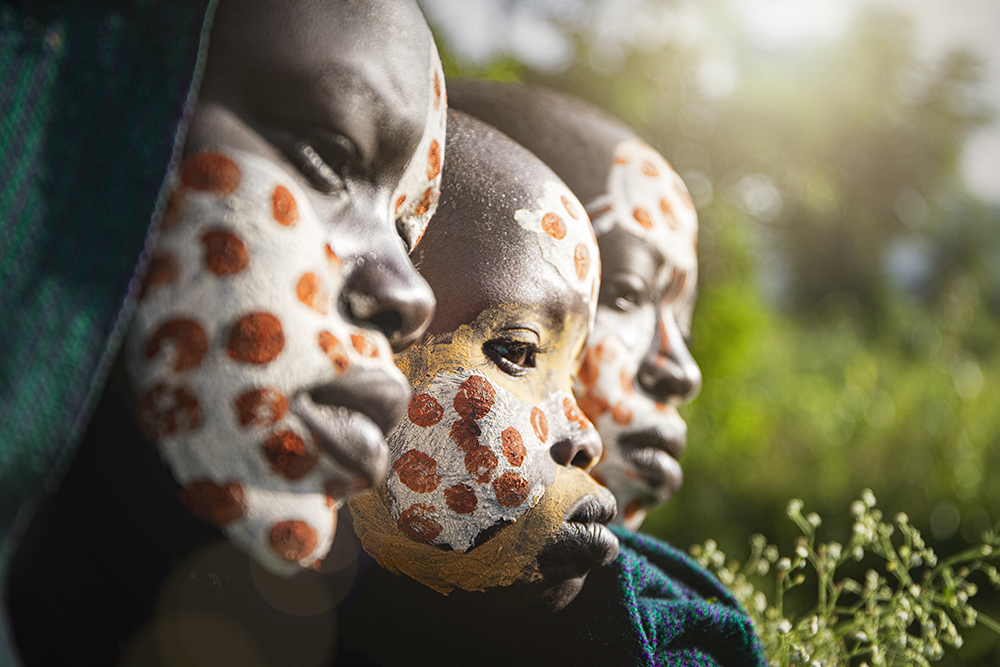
[{"x1": 419, "y1": 0, "x2": 1000, "y2": 662}]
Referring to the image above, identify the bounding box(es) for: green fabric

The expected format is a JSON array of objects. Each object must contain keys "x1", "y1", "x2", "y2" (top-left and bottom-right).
[{"x1": 0, "y1": 2, "x2": 213, "y2": 664}]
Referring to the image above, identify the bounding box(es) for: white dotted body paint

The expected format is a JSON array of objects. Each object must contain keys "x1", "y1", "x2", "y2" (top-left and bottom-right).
[
  {"x1": 385, "y1": 370, "x2": 592, "y2": 552},
  {"x1": 514, "y1": 179, "x2": 601, "y2": 328},
  {"x1": 578, "y1": 139, "x2": 700, "y2": 528},
  {"x1": 126, "y1": 150, "x2": 414, "y2": 575},
  {"x1": 392, "y1": 41, "x2": 448, "y2": 251}
]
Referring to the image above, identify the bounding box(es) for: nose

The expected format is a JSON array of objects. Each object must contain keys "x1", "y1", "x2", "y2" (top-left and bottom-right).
[
  {"x1": 637, "y1": 309, "x2": 702, "y2": 404},
  {"x1": 343, "y1": 254, "x2": 435, "y2": 352},
  {"x1": 550, "y1": 425, "x2": 603, "y2": 471}
]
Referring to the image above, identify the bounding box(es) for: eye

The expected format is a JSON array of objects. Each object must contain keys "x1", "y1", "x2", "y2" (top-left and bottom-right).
[
  {"x1": 284, "y1": 126, "x2": 358, "y2": 195},
  {"x1": 483, "y1": 339, "x2": 539, "y2": 377},
  {"x1": 602, "y1": 274, "x2": 650, "y2": 313}
]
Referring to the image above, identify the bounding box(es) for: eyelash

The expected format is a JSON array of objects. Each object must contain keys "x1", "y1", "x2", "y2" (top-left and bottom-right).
[
  {"x1": 483, "y1": 339, "x2": 541, "y2": 377},
  {"x1": 284, "y1": 127, "x2": 358, "y2": 195}
]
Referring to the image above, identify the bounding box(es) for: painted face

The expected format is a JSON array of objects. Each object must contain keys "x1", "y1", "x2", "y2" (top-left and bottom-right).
[
  {"x1": 577, "y1": 139, "x2": 702, "y2": 530},
  {"x1": 349, "y1": 113, "x2": 616, "y2": 601},
  {"x1": 124, "y1": 1, "x2": 447, "y2": 574}
]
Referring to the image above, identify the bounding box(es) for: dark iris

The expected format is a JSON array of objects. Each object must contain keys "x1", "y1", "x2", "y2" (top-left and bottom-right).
[{"x1": 483, "y1": 339, "x2": 538, "y2": 376}]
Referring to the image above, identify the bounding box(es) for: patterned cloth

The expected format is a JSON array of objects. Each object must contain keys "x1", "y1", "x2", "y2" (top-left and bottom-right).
[
  {"x1": 585, "y1": 527, "x2": 767, "y2": 666},
  {"x1": 0, "y1": 2, "x2": 213, "y2": 664},
  {"x1": 338, "y1": 526, "x2": 766, "y2": 666}
]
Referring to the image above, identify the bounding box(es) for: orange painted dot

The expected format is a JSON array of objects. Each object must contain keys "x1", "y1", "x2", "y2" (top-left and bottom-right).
[
  {"x1": 433, "y1": 71, "x2": 442, "y2": 110},
  {"x1": 162, "y1": 188, "x2": 186, "y2": 230},
  {"x1": 541, "y1": 212, "x2": 566, "y2": 239},
  {"x1": 228, "y1": 312, "x2": 284, "y2": 365},
  {"x1": 453, "y1": 375, "x2": 495, "y2": 420},
  {"x1": 413, "y1": 187, "x2": 435, "y2": 216},
  {"x1": 138, "y1": 383, "x2": 201, "y2": 439},
  {"x1": 493, "y1": 472, "x2": 530, "y2": 508},
  {"x1": 139, "y1": 252, "x2": 179, "y2": 299},
  {"x1": 317, "y1": 331, "x2": 349, "y2": 374},
  {"x1": 325, "y1": 244, "x2": 342, "y2": 273},
  {"x1": 621, "y1": 369, "x2": 634, "y2": 394},
  {"x1": 393, "y1": 449, "x2": 441, "y2": 494},
  {"x1": 178, "y1": 480, "x2": 246, "y2": 526},
  {"x1": 272, "y1": 185, "x2": 298, "y2": 226},
  {"x1": 408, "y1": 393, "x2": 443, "y2": 427},
  {"x1": 577, "y1": 390, "x2": 610, "y2": 424},
  {"x1": 269, "y1": 520, "x2": 318, "y2": 562},
  {"x1": 624, "y1": 499, "x2": 644, "y2": 522},
  {"x1": 351, "y1": 333, "x2": 379, "y2": 358},
  {"x1": 530, "y1": 407, "x2": 548, "y2": 443},
  {"x1": 296, "y1": 272, "x2": 328, "y2": 314},
  {"x1": 563, "y1": 396, "x2": 592, "y2": 431},
  {"x1": 397, "y1": 503, "x2": 443, "y2": 543},
  {"x1": 611, "y1": 403, "x2": 633, "y2": 426},
  {"x1": 464, "y1": 446, "x2": 498, "y2": 484},
  {"x1": 234, "y1": 388, "x2": 288, "y2": 428},
  {"x1": 202, "y1": 230, "x2": 248, "y2": 276},
  {"x1": 641, "y1": 160, "x2": 659, "y2": 177},
  {"x1": 181, "y1": 152, "x2": 241, "y2": 195},
  {"x1": 578, "y1": 347, "x2": 600, "y2": 387},
  {"x1": 263, "y1": 430, "x2": 318, "y2": 480},
  {"x1": 500, "y1": 427, "x2": 526, "y2": 467},
  {"x1": 444, "y1": 483, "x2": 477, "y2": 514},
  {"x1": 449, "y1": 418, "x2": 480, "y2": 452},
  {"x1": 145, "y1": 318, "x2": 208, "y2": 372},
  {"x1": 427, "y1": 139, "x2": 441, "y2": 181},
  {"x1": 561, "y1": 195, "x2": 579, "y2": 219},
  {"x1": 394, "y1": 195, "x2": 407, "y2": 215},
  {"x1": 614, "y1": 155, "x2": 628, "y2": 165},
  {"x1": 574, "y1": 243, "x2": 590, "y2": 280},
  {"x1": 676, "y1": 182, "x2": 693, "y2": 207},
  {"x1": 633, "y1": 207, "x2": 653, "y2": 230}
]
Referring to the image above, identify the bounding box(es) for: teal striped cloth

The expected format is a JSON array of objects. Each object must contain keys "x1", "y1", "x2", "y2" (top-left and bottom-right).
[{"x1": 0, "y1": 2, "x2": 213, "y2": 663}]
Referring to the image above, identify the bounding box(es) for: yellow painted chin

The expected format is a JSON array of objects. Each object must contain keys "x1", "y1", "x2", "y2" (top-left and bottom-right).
[{"x1": 348, "y1": 467, "x2": 604, "y2": 594}]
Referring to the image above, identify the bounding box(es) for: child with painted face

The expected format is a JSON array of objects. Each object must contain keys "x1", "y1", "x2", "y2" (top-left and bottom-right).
[
  {"x1": 7, "y1": 0, "x2": 446, "y2": 663},
  {"x1": 339, "y1": 111, "x2": 763, "y2": 667},
  {"x1": 117, "y1": 0, "x2": 448, "y2": 574},
  {"x1": 347, "y1": 109, "x2": 617, "y2": 609},
  {"x1": 450, "y1": 81, "x2": 702, "y2": 531}
]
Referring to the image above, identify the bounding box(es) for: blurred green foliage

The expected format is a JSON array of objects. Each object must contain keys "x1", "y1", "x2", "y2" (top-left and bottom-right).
[{"x1": 431, "y1": 3, "x2": 1000, "y2": 662}]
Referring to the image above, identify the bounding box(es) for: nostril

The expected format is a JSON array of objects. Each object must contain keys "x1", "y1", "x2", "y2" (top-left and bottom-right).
[
  {"x1": 344, "y1": 261, "x2": 435, "y2": 352},
  {"x1": 570, "y1": 450, "x2": 591, "y2": 470},
  {"x1": 368, "y1": 310, "x2": 404, "y2": 342}
]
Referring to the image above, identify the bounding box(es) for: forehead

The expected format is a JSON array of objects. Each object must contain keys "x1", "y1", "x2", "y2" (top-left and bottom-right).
[{"x1": 411, "y1": 113, "x2": 599, "y2": 336}]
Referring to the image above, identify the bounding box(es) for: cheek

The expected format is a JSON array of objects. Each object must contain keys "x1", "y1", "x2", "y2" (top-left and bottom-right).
[{"x1": 384, "y1": 373, "x2": 571, "y2": 552}]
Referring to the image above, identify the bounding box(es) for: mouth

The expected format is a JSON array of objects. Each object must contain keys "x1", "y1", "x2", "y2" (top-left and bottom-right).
[
  {"x1": 290, "y1": 371, "x2": 409, "y2": 488},
  {"x1": 537, "y1": 487, "x2": 619, "y2": 582},
  {"x1": 617, "y1": 425, "x2": 686, "y2": 500}
]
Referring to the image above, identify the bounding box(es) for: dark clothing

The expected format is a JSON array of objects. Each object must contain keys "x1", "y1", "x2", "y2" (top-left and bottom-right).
[{"x1": 0, "y1": 2, "x2": 214, "y2": 663}]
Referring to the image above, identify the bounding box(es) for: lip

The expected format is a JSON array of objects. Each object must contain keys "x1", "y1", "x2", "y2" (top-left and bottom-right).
[
  {"x1": 617, "y1": 423, "x2": 686, "y2": 499},
  {"x1": 537, "y1": 488, "x2": 620, "y2": 581},
  {"x1": 290, "y1": 370, "x2": 409, "y2": 488}
]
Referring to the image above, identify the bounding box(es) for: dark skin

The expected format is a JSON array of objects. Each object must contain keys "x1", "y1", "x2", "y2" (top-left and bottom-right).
[
  {"x1": 5, "y1": 1, "x2": 445, "y2": 664},
  {"x1": 450, "y1": 81, "x2": 704, "y2": 525}
]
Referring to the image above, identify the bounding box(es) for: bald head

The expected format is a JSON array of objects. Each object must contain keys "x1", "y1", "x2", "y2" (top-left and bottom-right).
[
  {"x1": 412, "y1": 111, "x2": 600, "y2": 335},
  {"x1": 448, "y1": 81, "x2": 635, "y2": 204}
]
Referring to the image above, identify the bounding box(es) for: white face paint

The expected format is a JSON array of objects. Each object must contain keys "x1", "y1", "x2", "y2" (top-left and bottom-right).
[
  {"x1": 391, "y1": 42, "x2": 448, "y2": 252},
  {"x1": 126, "y1": 150, "x2": 415, "y2": 574},
  {"x1": 384, "y1": 370, "x2": 590, "y2": 552},
  {"x1": 577, "y1": 139, "x2": 701, "y2": 530},
  {"x1": 514, "y1": 179, "x2": 601, "y2": 329}
]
